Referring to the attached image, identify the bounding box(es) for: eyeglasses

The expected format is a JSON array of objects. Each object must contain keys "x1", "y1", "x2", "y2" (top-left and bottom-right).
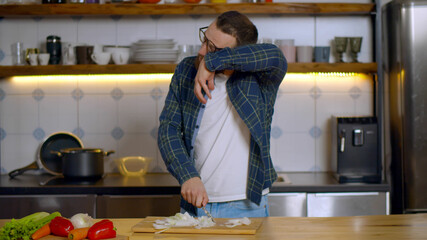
[{"x1": 199, "y1": 26, "x2": 223, "y2": 53}]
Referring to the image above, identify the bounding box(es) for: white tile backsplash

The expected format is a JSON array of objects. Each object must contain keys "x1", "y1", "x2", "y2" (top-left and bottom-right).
[
  {"x1": 1, "y1": 133, "x2": 40, "y2": 172},
  {"x1": 39, "y1": 95, "x2": 78, "y2": 134},
  {"x1": 274, "y1": 93, "x2": 315, "y2": 133},
  {"x1": 117, "y1": 94, "x2": 157, "y2": 133},
  {"x1": 0, "y1": 13, "x2": 375, "y2": 174},
  {"x1": 271, "y1": 132, "x2": 316, "y2": 172},
  {"x1": 78, "y1": 95, "x2": 118, "y2": 134},
  {"x1": 1, "y1": 95, "x2": 39, "y2": 134}
]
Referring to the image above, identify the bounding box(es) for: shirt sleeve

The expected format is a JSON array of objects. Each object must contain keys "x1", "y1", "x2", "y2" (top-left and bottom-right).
[
  {"x1": 157, "y1": 60, "x2": 200, "y2": 185},
  {"x1": 203, "y1": 43, "x2": 288, "y2": 87}
]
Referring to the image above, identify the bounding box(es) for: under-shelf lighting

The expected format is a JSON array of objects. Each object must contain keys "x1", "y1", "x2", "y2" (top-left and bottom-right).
[
  {"x1": 10, "y1": 74, "x2": 174, "y2": 83},
  {"x1": 9, "y1": 72, "x2": 369, "y2": 84}
]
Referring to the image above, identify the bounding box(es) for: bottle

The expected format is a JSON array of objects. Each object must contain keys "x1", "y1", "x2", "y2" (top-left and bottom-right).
[{"x1": 46, "y1": 35, "x2": 62, "y2": 65}]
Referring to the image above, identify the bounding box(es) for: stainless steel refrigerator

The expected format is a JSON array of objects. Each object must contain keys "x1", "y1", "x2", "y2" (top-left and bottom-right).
[{"x1": 383, "y1": 0, "x2": 427, "y2": 214}]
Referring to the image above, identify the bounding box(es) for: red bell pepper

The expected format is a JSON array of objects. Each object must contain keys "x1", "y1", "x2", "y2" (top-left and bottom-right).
[
  {"x1": 50, "y1": 216, "x2": 74, "y2": 237},
  {"x1": 87, "y1": 219, "x2": 116, "y2": 240}
]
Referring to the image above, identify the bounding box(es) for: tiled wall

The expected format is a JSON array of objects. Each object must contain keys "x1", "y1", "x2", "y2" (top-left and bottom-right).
[{"x1": 0, "y1": 0, "x2": 375, "y2": 174}]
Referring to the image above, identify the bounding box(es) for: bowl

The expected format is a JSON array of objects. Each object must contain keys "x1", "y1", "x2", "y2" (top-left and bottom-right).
[{"x1": 115, "y1": 156, "x2": 152, "y2": 177}]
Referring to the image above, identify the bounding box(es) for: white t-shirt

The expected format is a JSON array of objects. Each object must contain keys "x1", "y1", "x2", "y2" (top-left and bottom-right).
[{"x1": 193, "y1": 74, "x2": 251, "y2": 202}]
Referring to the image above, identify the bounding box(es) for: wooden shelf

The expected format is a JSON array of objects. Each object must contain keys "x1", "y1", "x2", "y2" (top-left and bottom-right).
[
  {"x1": 0, "y1": 63, "x2": 377, "y2": 78},
  {"x1": 0, "y1": 3, "x2": 375, "y2": 16}
]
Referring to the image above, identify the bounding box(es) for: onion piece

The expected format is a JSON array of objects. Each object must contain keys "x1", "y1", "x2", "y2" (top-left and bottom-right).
[
  {"x1": 152, "y1": 212, "x2": 216, "y2": 231},
  {"x1": 224, "y1": 217, "x2": 251, "y2": 228},
  {"x1": 70, "y1": 213, "x2": 94, "y2": 228}
]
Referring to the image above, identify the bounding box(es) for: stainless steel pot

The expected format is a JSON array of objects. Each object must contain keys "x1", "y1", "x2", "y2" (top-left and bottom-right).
[{"x1": 54, "y1": 148, "x2": 115, "y2": 179}]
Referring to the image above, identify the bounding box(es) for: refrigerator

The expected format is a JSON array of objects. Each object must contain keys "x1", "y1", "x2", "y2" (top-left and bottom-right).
[{"x1": 382, "y1": 0, "x2": 427, "y2": 214}]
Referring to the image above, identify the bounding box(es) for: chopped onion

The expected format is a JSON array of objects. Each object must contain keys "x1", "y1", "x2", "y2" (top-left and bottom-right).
[
  {"x1": 70, "y1": 213, "x2": 94, "y2": 228},
  {"x1": 153, "y1": 212, "x2": 216, "y2": 230},
  {"x1": 224, "y1": 217, "x2": 251, "y2": 228}
]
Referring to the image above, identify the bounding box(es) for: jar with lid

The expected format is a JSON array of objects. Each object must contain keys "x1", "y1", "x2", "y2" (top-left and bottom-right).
[{"x1": 46, "y1": 35, "x2": 62, "y2": 65}]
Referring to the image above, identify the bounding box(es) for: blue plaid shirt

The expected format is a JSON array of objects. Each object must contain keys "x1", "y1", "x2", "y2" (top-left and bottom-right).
[{"x1": 158, "y1": 43, "x2": 287, "y2": 214}]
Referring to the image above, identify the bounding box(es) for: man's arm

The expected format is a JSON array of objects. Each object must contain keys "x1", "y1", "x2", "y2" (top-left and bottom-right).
[
  {"x1": 158, "y1": 61, "x2": 200, "y2": 186},
  {"x1": 194, "y1": 43, "x2": 287, "y2": 103},
  {"x1": 204, "y1": 43, "x2": 287, "y2": 84}
]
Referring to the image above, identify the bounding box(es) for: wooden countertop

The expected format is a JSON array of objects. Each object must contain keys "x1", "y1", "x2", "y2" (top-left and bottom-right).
[{"x1": 3, "y1": 214, "x2": 426, "y2": 240}]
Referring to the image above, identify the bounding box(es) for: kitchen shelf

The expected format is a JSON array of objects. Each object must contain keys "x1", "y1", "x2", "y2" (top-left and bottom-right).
[
  {"x1": 0, "y1": 3, "x2": 375, "y2": 16},
  {"x1": 0, "y1": 62, "x2": 378, "y2": 77}
]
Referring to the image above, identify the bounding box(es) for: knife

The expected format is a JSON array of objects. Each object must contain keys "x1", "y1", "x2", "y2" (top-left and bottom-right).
[{"x1": 202, "y1": 206, "x2": 216, "y2": 223}]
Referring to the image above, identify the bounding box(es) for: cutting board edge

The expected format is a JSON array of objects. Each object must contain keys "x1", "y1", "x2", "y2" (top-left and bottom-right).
[
  {"x1": 132, "y1": 228, "x2": 257, "y2": 235},
  {"x1": 131, "y1": 217, "x2": 262, "y2": 235}
]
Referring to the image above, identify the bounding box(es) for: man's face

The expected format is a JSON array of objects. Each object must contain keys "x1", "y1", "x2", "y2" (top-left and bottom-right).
[{"x1": 195, "y1": 21, "x2": 237, "y2": 69}]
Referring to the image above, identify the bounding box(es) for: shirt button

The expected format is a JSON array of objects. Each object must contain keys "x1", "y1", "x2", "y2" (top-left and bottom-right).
[
  {"x1": 190, "y1": 146, "x2": 194, "y2": 150},
  {"x1": 201, "y1": 105, "x2": 206, "y2": 108},
  {"x1": 195, "y1": 125, "x2": 199, "y2": 129}
]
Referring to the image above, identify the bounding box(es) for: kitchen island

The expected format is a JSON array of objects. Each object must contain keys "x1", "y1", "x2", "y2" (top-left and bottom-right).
[{"x1": 2, "y1": 214, "x2": 427, "y2": 239}]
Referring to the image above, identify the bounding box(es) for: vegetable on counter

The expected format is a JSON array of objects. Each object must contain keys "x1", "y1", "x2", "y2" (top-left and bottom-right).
[
  {"x1": 68, "y1": 227, "x2": 90, "y2": 240},
  {"x1": 87, "y1": 220, "x2": 116, "y2": 240},
  {"x1": 31, "y1": 223, "x2": 50, "y2": 240},
  {"x1": 0, "y1": 211, "x2": 61, "y2": 240},
  {"x1": 70, "y1": 213, "x2": 94, "y2": 229},
  {"x1": 50, "y1": 216, "x2": 74, "y2": 237}
]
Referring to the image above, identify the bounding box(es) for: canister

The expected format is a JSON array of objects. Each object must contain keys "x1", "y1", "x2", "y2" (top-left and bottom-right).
[{"x1": 46, "y1": 35, "x2": 62, "y2": 65}]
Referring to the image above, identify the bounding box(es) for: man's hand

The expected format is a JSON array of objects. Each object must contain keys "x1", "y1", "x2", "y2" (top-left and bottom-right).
[
  {"x1": 194, "y1": 58, "x2": 215, "y2": 104},
  {"x1": 181, "y1": 177, "x2": 209, "y2": 208}
]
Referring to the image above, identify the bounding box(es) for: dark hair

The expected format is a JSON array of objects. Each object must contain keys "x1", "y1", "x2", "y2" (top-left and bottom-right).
[{"x1": 216, "y1": 11, "x2": 258, "y2": 46}]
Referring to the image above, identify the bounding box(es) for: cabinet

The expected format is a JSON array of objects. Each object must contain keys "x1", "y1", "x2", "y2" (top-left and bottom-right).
[
  {"x1": 268, "y1": 193, "x2": 307, "y2": 217},
  {"x1": 0, "y1": 194, "x2": 181, "y2": 218},
  {"x1": 0, "y1": 194, "x2": 96, "y2": 218},
  {"x1": 307, "y1": 192, "x2": 389, "y2": 217},
  {"x1": 96, "y1": 195, "x2": 180, "y2": 218},
  {"x1": 268, "y1": 191, "x2": 389, "y2": 217},
  {"x1": 0, "y1": 2, "x2": 378, "y2": 77}
]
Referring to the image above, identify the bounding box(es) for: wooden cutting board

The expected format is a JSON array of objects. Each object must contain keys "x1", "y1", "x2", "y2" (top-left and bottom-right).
[
  {"x1": 39, "y1": 235, "x2": 127, "y2": 240},
  {"x1": 131, "y1": 217, "x2": 263, "y2": 235}
]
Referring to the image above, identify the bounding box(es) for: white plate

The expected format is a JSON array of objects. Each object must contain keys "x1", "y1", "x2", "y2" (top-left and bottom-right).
[{"x1": 134, "y1": 49, "x2": 178, "y2": 53}]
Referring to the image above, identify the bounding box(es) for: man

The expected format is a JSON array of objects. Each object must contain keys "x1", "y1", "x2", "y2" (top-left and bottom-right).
[{"x1": 158, "y1": 11, "x2": 287, "y2": 218}]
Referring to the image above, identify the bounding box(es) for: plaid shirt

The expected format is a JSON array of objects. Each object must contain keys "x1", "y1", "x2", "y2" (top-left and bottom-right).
[{"x1": 158, "y1": 43, "x2": 287, "y2": 214}]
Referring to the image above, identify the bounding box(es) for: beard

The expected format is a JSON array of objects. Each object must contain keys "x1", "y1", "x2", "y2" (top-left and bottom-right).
[{"x1": 194, "y1": 54, "x2": 204, "y2": 69}]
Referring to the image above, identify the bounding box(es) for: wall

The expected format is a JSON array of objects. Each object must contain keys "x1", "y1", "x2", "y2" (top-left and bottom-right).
[{"x1": 0, "y1": 0, "x2": 375, "y2": 174}]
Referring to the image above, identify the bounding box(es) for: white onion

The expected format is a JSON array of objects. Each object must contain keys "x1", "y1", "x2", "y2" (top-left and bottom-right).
[
  {"x1": 224, "y1": 217, "x2": 251, "y2": 228},
  {"x1": 153, "y1": 212, "x2": 216, "y2": 230},
  {"x1": 70, "y1": 213, "x2": 94, "y2": 228}
]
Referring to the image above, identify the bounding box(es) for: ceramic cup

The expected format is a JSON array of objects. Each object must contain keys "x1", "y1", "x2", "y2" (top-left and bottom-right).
[
  {"x1": 25, "y1": 48, "x2": 39, "y2": 65},
  {"x1": 112, "y1": 51, "x2": 130, "y2": 65},
  {"x1": 28, "y1": 53, "x2": 38, "y2": 66},
  {"x1": 314, "y1": 46, "x2": 331, "y2": 63},
  {"x1": 76, "y1": 46, "x2": 94, "y2": 64},
  {"x1": 274, "y1": 39, "x2": 296, "y2": 63},
  {"x1": 91, "y1": 52, "x2": 111, "y2": 65},
  {"x1": 296, "y1": 46, "x2": 314, "y2": 63},
  {"x1": 38, "y1": 53, "x2": 50, "y2": 65},
  {"x1": 280, "y1": 45, "x2": 296, "y2": 63}
]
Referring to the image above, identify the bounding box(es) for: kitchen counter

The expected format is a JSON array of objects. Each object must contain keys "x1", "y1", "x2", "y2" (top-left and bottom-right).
[
  {"x1": 0, "y1": 172, "x2": 390, "y2": 195},
  {"x1": 2, "y1": 214, "x2": 427, "y2": 239}
]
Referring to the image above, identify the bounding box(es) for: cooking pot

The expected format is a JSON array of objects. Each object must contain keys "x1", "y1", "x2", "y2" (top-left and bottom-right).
[
  {"x1": 53, "y1": 148, "x2": 115, "y2": 179},
  {"x1": 8, "y1": 132, "x2": 83, "y2": 178}
]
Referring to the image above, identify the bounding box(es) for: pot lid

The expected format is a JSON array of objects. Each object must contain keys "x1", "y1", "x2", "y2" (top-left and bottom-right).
[{"x1": 38, "y1": 132, "x2": 83, "y2": 175}]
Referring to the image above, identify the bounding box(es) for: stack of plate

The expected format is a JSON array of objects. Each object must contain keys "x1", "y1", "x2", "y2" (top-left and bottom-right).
[{"x1": 133, "y1": 39, "x2": 178, "y2": 64}]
